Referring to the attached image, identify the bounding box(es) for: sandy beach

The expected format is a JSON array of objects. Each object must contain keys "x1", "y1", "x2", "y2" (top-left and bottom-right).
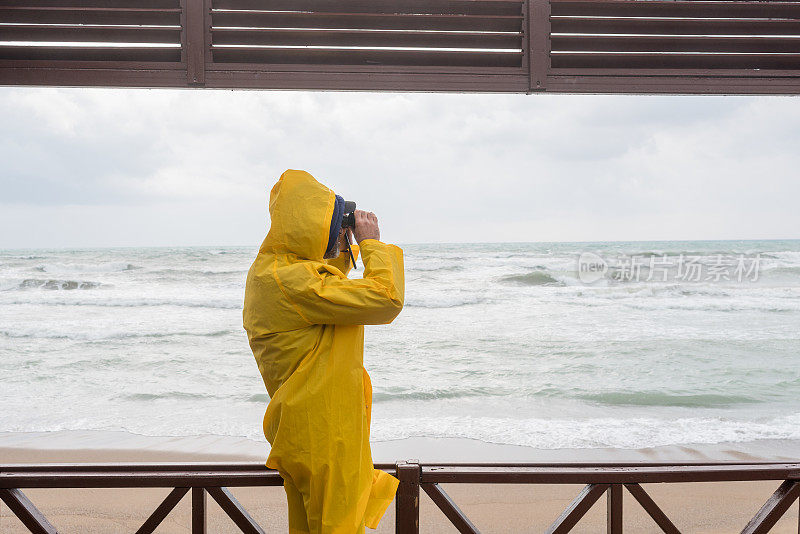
[{"x1": 2, "y1": 432, "x2": 800, "y2": 533}]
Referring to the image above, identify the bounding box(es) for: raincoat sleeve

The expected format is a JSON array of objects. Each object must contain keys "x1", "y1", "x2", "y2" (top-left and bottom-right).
[{"x1": 283, "y1": 239, "x2": 404, "y2": 326}]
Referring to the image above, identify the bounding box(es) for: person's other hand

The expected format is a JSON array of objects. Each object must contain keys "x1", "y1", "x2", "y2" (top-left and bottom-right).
[{"x1": 353, "y1": 210, "x2": 380, "y2": 244}]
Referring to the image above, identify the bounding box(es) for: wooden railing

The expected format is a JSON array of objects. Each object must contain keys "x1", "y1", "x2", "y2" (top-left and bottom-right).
[
  {"x1": 1, "y1": 0, "x2": 799, "y2": 94},
  {"x1": 2, "y1": 461, "x2": 799, "y2": 533}
]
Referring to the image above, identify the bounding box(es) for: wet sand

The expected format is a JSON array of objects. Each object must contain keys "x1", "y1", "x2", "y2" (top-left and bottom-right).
[{"x1": 2, "y1": 432, "x2": 799, "y2": 533}]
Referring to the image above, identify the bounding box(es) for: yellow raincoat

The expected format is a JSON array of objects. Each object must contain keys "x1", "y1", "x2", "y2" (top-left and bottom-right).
[{"x1": 243, "y1": 170, "x2": 404, "y2": 533}]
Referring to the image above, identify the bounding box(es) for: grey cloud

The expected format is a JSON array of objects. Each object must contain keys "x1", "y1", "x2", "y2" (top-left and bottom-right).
[{"x1": 0, "y1": 87, "x2": 798, "y2": 247}]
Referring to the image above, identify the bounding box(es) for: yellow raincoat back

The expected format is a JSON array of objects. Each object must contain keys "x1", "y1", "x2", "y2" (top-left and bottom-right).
[{"x1": 243, "y1": 170, "x2": 404, "y2": 533}]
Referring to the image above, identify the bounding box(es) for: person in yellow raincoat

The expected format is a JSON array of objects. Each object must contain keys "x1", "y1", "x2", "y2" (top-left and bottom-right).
[{"x1": 243, "y1": 169, "x2": 404, "y2": 533}]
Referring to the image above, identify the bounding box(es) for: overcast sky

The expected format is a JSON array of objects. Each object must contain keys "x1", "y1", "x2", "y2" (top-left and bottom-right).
[{"x1": 1, "y1": 87, "x2": 798, "y2": 248}]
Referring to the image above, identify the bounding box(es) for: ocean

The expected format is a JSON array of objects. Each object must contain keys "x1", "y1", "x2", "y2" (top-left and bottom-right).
[{"x1": 1, "y1": 240, "x2": 799, "y2": 451}]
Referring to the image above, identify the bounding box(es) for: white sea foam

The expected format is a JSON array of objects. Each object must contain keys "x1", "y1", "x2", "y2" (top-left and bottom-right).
[
  {"x1": 4, "y1": 409, "x2": 799, "y2": 451},
  {"x1": 35, "y1": 261, "x2": 138, "y2": 274},
  {"x1": 404, "y1": 293, "x2": 486, "y2": 308},
  {"x1": 0, "y1": 295, "x2": 242, "y2": 309},
  {"x1": 369, "y1": 413, "x2": 800, "y2": 449}
]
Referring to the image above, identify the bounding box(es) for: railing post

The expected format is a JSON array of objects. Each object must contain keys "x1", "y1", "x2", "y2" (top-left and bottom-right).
[
  {"x1": 395, "y1": 461, "x2": 420, "y2": 534},
  {"x1": 607, "y1": 484, "x2": 622, "y2": 534},
  {"x1": 192, "y1": 487, "x2": 206, "y2": 534}
]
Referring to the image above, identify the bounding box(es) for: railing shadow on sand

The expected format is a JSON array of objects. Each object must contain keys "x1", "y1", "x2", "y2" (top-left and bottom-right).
[{"x1": 1, "y1": 461, "x2": 799, "y2": 533}]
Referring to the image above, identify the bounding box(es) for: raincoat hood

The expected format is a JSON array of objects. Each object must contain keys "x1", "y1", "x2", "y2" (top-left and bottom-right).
[{"x1": 261, "y1": 169, "x2": 336, "y2": 262}]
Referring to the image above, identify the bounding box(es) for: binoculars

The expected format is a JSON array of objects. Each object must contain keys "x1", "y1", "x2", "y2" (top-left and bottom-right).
[{"x1": 341, "y1": 201, "x2": 357, "y2": 229}]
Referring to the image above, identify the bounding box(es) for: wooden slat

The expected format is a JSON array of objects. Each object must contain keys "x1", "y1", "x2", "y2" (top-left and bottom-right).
[
  {"x1": 211, "y1": 47, "x2": 523, "y2": 67},
  {"x1": 17, "y1": 0, "x2": 178, "y2": 7},
  {"x1": 211, "y1": 11, "x2": 523, "y2": 32},
  {"x1": 206, "y1": 486, "x2": 266, "y2": 534},
  {"x1": 215, "y1": 0, "x2": 523, "y2": 16},
  {"x1": 0, "y1": 59, "x2": 185, "y2": 70},
  {"x1": 0, "y1": 470, "x2": 285, "y2": 488},
  {"x1": 422, "y1": 464, "x2": 800, "y2": 484},
  {"x1": 211, "y1": 28, "x2": 521, "y2": 49},
  {"x1": 204, "y1": 69, "x2": 530, "y2": 92},
  {"x1": 551, "y1": 17, "x2": 800, "y2": 36},
  {"x1": 421, "y1": 484, "x2": 481, "y2": 534},
  {"x1": 552, "y1": 36, "x2": 800, "y2": 54},
  {"x1": 0, "y1": 46, "x2": 181, "y2": 62},
  {"x1": 136, "y1": 487, "x2": 190, "y2": 534},
  {"x1": 548, "y1": 66, "x2": 800, "y2": 77},
  {"x1": 552, "y1": 1, "x2": 800, "y2": 19},
  {"x1": 551, "y1": 52, "x2": 800, "y2": 70},
  {"x1": 0, "y1": 66, "x2": 188, "y2": 88},
  {"x1": 0, "y1": 462, "x2": 284, "y2": 472},
  {"x1": 545, "y1": 74, "x2": 800, "y2": 94},
  {"x1": 741, "y1": 481, "x2": 800, "y2": 534},
  {"x1": 1, "y1": 25, "x2": 181, "y2": 43},
  {"x1": 546, "y1": 484, "x2": 610, "y2": 534},
  {"x1": 0, "y1": 7, "x2": 181, "y2": 25},
  {"x1": 624, "y1": 484, "x2": 681, "y2": 534},
  {"x1": 207, "y1": 61, "x2": 523, "y2": 73},
  {"x1": 0, "y1": 488, "x2": 58, "y2": 534}
]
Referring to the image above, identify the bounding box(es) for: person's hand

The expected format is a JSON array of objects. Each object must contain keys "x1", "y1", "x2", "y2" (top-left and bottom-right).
[{"x1": 352, "y1": 210, "x2": 380, "y2": 244}]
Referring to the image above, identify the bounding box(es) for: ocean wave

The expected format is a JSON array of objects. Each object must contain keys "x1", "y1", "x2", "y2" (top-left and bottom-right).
[
  {"x1": 112, "y1": 329, "x2": 232, "y2": 340},
  {"x1": 119, "y1": 392, "x2": 216, "y2": 401},
  {"x1": 149, "y1": 268, "x2": 247, "y2": 277},
  {"x1": 618, "y1": 250, "x2": 773, "y2": 259},
  {"x1": 0, "y1": 329, "x2": 235, "y2": 341},
  {"x1": 369, "y1": 413, "x2": 800, "y2": 449},
  {"x1": 373, "y1": 386, "x2": 500, "y2": 403},
  {"x1": 618, "y1": 299, "x2": 800, "y2": 313},
  {"x1": 244, "y1": 394, "x2": 270, "y2": 403},
  {"x1": 404, "y1": 294, "x2": 486, "y2": 308},
  {"x1": 581, "y1": 283, "x2": 800, "y2": 300},
  {"x1": 404, "y1": 254, "x2": 469, "y2": 262},
  {"x1": 576, "y1": 391, "x2": 758, "y2": 408},
  {"x1": 407, "y1": 265, "x2": 464, "y2": 273},
  {"x1": 499, "y1": 271, "x2": 564, "y2": 287},
  {"x1": 16, "y1": 279, "x2": 102, "y2": 291},
  {"x1": 498, "y1": 252, "x2": 554, "y2": 259},
  {"x1": 6, "y1": 411, "x2": 800, "y2": 451},
  {"x1": 770, "y1": 251, "x2": 800, "y2": 261},
  {"x1": 35, "y1": 262, "x2": 139, "y2": 274},
  {"x1": 0, "y1": 298, "x2": 241, "y2": 309},
  {"x1": 760, "y1": 265, "x2": 800, "y2": 277}
]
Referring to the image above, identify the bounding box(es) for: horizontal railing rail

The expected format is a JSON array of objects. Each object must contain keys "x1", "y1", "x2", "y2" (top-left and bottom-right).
[
  {"x1": 1, "y1": 0, "x2": 799, "y2": 93},
  {"x1": 2, "y1": 461, "x2": 799, "y2": 533}
]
